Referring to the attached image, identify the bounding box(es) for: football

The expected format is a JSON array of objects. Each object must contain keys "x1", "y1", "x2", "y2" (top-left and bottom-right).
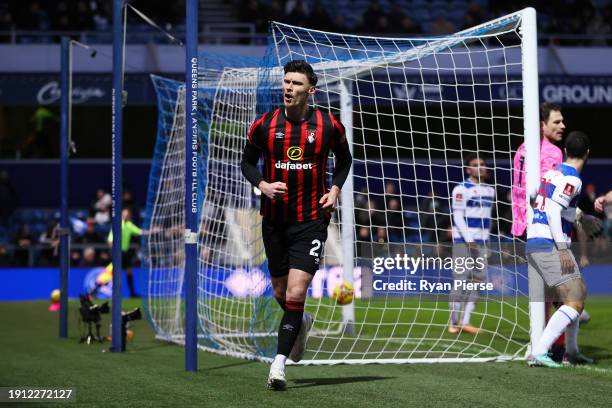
[{"x1": 332, "y1": 282, "x2": 354, "y2": 305}]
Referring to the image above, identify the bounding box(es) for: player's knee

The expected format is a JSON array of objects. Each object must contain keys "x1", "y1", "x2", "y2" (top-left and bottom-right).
[
  {"x1": 565, "y1": 301, "x2": 584, "y2": 314},
  {"x1": 285, "y1": 286, "x2": 307, "y2": 303}
]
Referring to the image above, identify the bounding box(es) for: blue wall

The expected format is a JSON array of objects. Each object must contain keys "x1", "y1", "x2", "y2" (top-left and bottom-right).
[{"x1": 1, "y1": 265, "x2": 611, "y2": 301}]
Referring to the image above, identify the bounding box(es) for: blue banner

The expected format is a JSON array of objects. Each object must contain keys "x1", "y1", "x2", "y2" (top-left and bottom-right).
[
  {"x1": 1, "y1": 74, "x2": 611, "y2": 106},
  {"x1": 1, "y1": 264, "x2": 611, "y2": 301},
  {"x1": 0, "y1": 74, "x2": 180, "y2": 106}
]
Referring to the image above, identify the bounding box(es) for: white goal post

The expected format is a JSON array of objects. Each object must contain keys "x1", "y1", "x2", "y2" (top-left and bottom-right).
[{"x1": 143, "y1": 8, "x2": 542, "y2": 365}]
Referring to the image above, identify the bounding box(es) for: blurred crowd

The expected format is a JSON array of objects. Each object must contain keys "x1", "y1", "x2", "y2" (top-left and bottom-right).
[
  {"x1": 0, "y1": 166, "x2": 611, "y2": 267},
  {"x1": 1, "y1": 0, "x2": 184, "y2": 32},
  {"x1": 1, "y1": 0, "x2": 611, "y2": 44},
  {"x1": 0, "y1": 171, "x2": 143, "y2": 268}
]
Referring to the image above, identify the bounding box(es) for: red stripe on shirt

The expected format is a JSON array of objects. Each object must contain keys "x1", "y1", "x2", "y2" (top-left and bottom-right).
[
  {"x1": 267, "y1": 109, "x2": 280, "y2": 220},
  {"x1": 282, "y1": 119, "x2": 293, "y2": 221},
  {"x1": 312, "y1": 110, "x2": 324, "y2": 220},
  {"x1": 248, "y1": 112, "x2": 268, "y2": 145},
  {"x1": 297, "y1": 120, "x2": 308, "y2": 222}
]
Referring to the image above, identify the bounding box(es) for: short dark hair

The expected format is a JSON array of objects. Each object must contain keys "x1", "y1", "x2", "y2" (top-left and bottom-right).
[
  {"x1": 283, "y1": 60, "x2": 318, "y2": 87},
  {"x1": 565, "y1": 131, "x2": 590, "y2": 158},
  {"x1": 540, "y1": 102, "x2": 561, "y2": 123},
  {"x1": 464, "y1": 153, "x2": 483, "y2": 167}
]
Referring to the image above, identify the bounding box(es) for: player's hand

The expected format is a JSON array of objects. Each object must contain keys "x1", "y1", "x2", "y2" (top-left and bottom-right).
[
  {"x1": 579, "y1": 255, "x2": 590, "y2": 269},
  {"x1": 579, "y1": 214, "x2": 602, "y2": 238},
  {"x1": 559, "y1": 249, "x2": 575, "y2": 275},
  {"x1": 259, "y1": 181, "x2": 287, "y2": 200},
  {"x1": 319, "y1": 185, "x2": 340, "y2": 212},
  {"x1": 594, "y1": 195, "x2": 606, "y2": 213}
]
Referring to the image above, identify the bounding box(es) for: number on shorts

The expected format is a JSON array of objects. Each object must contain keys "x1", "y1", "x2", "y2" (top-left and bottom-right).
[{"x1": 309, "y1": 239, "x2": 322, "y2": 257}]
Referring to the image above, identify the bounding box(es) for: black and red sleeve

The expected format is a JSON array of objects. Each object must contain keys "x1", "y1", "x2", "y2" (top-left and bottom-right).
[
  {"x1": 329, "y1": 114, "x2": 352, "y2": 189},
  {"x1": 240, "y1": 113, "x2": 268, "y2": 188}
]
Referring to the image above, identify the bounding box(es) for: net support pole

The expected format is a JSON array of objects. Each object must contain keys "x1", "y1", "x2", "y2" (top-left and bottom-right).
[
  {"x1": 339, "y1": 79, "x2": 355, "y2": 334},
  {"x1": 521, "y1": 7, "x2": 544, "y2": 354},
  {"x1": 59, "y1": 36, "x2": 70, "y2": 338},
  {"x1": 110, "y1": 0, "x2": 124, "y2": 353},
  {"x1": 184, "y1": 0, "x2": 199, "y2": 372}
]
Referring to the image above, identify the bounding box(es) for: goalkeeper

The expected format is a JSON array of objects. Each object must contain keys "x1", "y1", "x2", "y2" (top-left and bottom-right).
[{"x1": 240, "y1": 60, "x2": 352, "y2": 390}]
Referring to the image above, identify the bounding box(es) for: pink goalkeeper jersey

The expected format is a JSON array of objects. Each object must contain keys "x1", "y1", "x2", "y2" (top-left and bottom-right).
[{"x1": 511, "y1": 137, "x2": 563, "y2": 237}]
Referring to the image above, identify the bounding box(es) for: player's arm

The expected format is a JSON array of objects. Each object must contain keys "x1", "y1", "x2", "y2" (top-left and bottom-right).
[
  {"x1": 594, "y1": 190, "x2": 612, "y2": 213},
  {"x1": 451, "y1": 186, "x2": 474, "y2": 244},
  {"x1": 542, "y1": 199, "x2": 574, "y2": 273},
  {"x1": 575, "y1": 207, "x2": 601, "y2": 238},
  {"x1": 240, "y1": 139, "x2": 264, "y2": 187},
  {"x1": 546, "y1": 176, "x2": 582, "y2": 272},
  {"x1": 320, "y1": 115, "x2": 353, "y2": 210}
]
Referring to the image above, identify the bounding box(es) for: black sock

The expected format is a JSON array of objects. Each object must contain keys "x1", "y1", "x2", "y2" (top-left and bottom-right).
[
  {"x1": 276, "y1": 300, "x2": 304, "y2": 356},
  {"x1": 126, "y1": 272, "x2": 137, "y2": 297}
]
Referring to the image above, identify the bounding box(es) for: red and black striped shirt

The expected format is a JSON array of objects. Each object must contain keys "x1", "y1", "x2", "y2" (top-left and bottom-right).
[{"x1": 241, "y1": 107, "x2": 352, "y2": 223}]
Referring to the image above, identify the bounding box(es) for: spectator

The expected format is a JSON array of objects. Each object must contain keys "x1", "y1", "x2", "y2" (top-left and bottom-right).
[
  {"x1": 37, "y1": 221, "x2": 58, "y2": 266},
  {"x1": 364, "y1": 0, "x2": 386, "y2": 24},
  {"x1": 462, "y1": 2, "x2": 485, "y2": 30},
  {"x1": 79, "y1": 246, "x2": 98, "y2": 267},
  {"x1": 91, "y1": 189, "x2": 112, "y2": 225},
  {"x1": 23, "y1": 1, "x2": 50, "y2": 30},
  {"x1": 0, "y1": 10, "x2": 13, "y2": 32},
  {"x1": 419, "y1": 190, "x2": 443, "y2": 242},
  {"x1": 387, "y1": 2, "x2": 407, "y2": 30},
  {"x1": 373, "y1": 16, "x2": 391, "y2": 34},
  {"x1": 21, "y1": 106, "x2": 58, "y2": 158},
  {"x1": 74, "y1": 1, "x2": 94, "y2": 31},
  {"x1": 431, "y1": 13, "x2": 456, "y2": 36},
  {"x1": 51, "y1": 1, "x2": 71, "y2": 31},
  {"x1": 0, "y1": 244, "x2": 12, "y2": 267},
  {"x1": 400, "y1": 16, "x2": 422, "y2": 36},
  {"x1": 77, "y1": 218, "x2": 104, "y2": 244},
  {"x1": 386, "y1": 197, "x2": 405, "y2": 242},
  {"x1": 13, "y1": 224, "x2": 36, "y2": 266}
]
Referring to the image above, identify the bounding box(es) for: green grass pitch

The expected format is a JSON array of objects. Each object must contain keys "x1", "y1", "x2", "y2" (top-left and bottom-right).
[{"x1": 1, "y1": 298, "x2": 611, "y2": 407}]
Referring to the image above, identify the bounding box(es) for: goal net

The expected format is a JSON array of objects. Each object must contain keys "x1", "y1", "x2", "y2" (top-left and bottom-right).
[{"x1": 143, "y1": 9, "x2": 539, "y2": 364}]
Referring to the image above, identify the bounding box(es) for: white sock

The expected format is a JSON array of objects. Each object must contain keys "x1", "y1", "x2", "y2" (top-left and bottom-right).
[
  {"x1": 461, "y1": 301, "x2": 476, "y2": 326},
  {"x1": 565, "y1": 318, "x2": 580, "y2": 355},
  {"x1": 533, "y1": 305, "x2": 580, "y2": 355},
  {"x1": 450, "y1": 302, "x2": 461, "y2": 325},
  {"x1": 271, "y1": 354, "x2": 287, "y2": 369}
]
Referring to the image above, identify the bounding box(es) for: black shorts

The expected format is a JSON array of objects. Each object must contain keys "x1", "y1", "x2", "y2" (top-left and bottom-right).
[
  {"x1": 262, "y1": 218, "x2": 329, "y2": 277},
  {"x1": 122, "y1": 249, "x2": 135, "y2": 270}
]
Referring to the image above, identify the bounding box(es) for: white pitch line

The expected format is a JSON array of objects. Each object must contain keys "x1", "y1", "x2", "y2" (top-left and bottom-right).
[{"x1": 569, "y1": 365, "x2": 612, "y2": 375}]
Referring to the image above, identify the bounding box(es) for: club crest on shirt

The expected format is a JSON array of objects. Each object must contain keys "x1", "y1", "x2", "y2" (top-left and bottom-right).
[
  {"x1": 307, "y1": 129, "x2": 317, "y2": 143},
  {"x1": 456, "y1": 193, "x2": 463, "y2": 201},
  {"x1": 563, "y1": 183, "x2": 575, "y2": 196}
]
